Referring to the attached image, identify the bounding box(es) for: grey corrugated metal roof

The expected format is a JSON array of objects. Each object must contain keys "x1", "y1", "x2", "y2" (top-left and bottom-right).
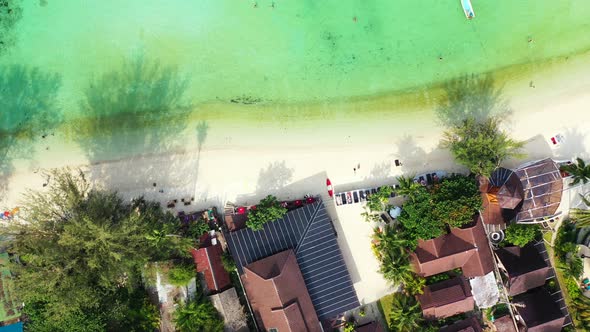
[{"x1": 226, "y1": 199, "x2": 359, "y2": 320}]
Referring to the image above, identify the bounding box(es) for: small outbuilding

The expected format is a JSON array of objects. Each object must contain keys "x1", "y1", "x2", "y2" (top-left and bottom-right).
[
  {"x1": 495, "y1": 243, "x2": 551, "y2": 296},
  {"x1": 514, "y1": 288, "x2": 565, "y2": 332},
  {"x1": 417, "y1": 277, "x2": 474, "y2": 320}
]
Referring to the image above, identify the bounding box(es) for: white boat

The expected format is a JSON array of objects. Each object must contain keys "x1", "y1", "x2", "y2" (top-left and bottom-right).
[{"x1": 461, "y1": 0, "x2": 475, "y2": 19}]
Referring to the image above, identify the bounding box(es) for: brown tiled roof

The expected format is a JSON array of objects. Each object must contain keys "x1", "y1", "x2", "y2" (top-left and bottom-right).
[
  {"x1": 514, "y1": 288, "x2": 565, "y2": 332},
  {"x1": 439, "y1": 316, "x2": 482, "y2": 332},
  {"x1": 410, "y1": 219, "x2": 494, "y2": 278},
  {"x1": 417, "y1": 277, "x2": 474, "y2": 320},
  {"x1": 496, "y1": 244, "x2": 551, "y2": 296},
  {"x1": 480, "y1": 169, "x2": 524, "y2": 227},
  {"x1": 241, "y1": 250, "x2": 321, "y2": 332},
  {"x1": 493, "y1": 315, "x2": 517, "y2": 332},
  {"x1": 515, "y1": 159, "x2": 563, "y2": 222},
  {"x1": 192, "y1": 244, "x2": 231, "y2": 294}
]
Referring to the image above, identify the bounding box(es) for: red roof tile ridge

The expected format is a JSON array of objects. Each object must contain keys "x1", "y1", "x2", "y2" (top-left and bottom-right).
[{"x1": 204, "y1": 247, "x2": 218, "y2": 291}]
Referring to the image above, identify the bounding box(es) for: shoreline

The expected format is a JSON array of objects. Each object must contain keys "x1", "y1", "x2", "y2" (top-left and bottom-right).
[{"x1": 2, "y1": 51, "x2": 590, "y2": 210}]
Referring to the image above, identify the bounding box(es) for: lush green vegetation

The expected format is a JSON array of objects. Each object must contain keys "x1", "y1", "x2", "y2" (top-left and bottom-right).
[
  {"x1": 362, "y1": 186, "x2": 394, "y2": 222},
  {"x1": 550, "y1": 221, "x2": 590, "y2": 330},
  {"x1": 371, "y1": 175, "x2": 482, "y2": 331},
  {"x1": 246, "y1": 195, "x2": 287, "y2": 231},
  {"x1": 561, "y1": 157, "x2": 590, "y2": 186},
  {"x1": 436, "y1": 75, "x2": 525, "y2": 177},
  {"x1": 167, "y1": 263, "x2": 196, "y2": 286},
  {"x1": 0, "y1": 169, "x2": 199, "y2": 330},
  {"x1": 503, "y1": 223, "x2": 540, "y2": 247},
  {"x1": 397, "y1": 175, "x2": 482, "y2": 246},
  {"x1": 221, "y1": 251, "x2": 237, "y2": 272},
  {"x1": 440, "y1": 117, "x2": 525, "y2": 177},
  {"x1": 174, "y1": 294, "x2": 224, "y2": 332},
  {"x1": 386, "y1": 293, "x2": 424, "y2": 332},
  {"x1": 372, "y1": 225, "x2": 422, "y2": 292}
]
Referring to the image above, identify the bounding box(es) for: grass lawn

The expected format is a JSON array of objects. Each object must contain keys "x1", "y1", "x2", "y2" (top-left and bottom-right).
[
  {"x1": 544, "y1": 241, "x2": 581, "y2": 328},
  {"x1": 377, "y1": 293, "x2": 396, "y2": 331}
]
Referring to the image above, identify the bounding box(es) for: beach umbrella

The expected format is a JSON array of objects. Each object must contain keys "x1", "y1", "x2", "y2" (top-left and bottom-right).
[{"x1": 389, "y1": 206, "x2": 402, "y2": 218}]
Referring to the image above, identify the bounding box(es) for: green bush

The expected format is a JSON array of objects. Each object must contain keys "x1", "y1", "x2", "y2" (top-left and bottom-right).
[
  {"x1": 504, "y1": 223, "x2": 539, "y2": 247},
  {"x1": 221, "y1": 251, "x2": 237, "y2": 272},
  {"x1": 565, "y1": 277, "x2": 582, "y2": 300},
  {"x1": 174, "y1": 299, "x2": 223, "y2": 332},
  {"x1": 397, "y1": 175, "x2": 481, "y2": 244},
  {"x1": 246, "y1": 195, "x2": 288, "y2": 231},
  {"x1": 168, "y1": 263, "x2": 195, "y2": 286}
]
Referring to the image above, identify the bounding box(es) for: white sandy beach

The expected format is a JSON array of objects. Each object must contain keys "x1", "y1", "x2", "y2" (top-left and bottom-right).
[{"x1": 3, "y1": 53, "x2": 590, "y2": 213}]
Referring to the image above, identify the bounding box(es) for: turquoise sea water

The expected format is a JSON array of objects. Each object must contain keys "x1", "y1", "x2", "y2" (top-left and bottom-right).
[
  {"x1": 2, "y1": 0, "x2": 590, "y2": 115},
  {"x1": 0, "y1": 0, "x2": 589, "y2": 168}
]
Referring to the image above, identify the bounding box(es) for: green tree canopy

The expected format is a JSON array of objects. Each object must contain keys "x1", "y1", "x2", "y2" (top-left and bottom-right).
[
  {"x1": 387, "y1": 293, "x2": 424, "y2": 332},
  {"x1": 440, "y1": 117, "x2": 525, "y2": 177},
  {"x1": 246, "y1": 195, "x2": 287, "y2": 231},
  {"x1": 174, "y1": 299, "x2": 224, "y2": 332},
  {"x1": 504, "y1": 223, "x2": 539, "y2": 247},
  {"x1": 395, "y1": 175, "x2": 422, "y2": 201},
  {"x1": 397, "y1": 175, "x2": 481, "y2": 244},
  {"x1": 1, "y1": 168, "x2": 190, "y2": 329},
  {"x1": 561, "y1": 157, "x2": 590, "y2": 186},
  {"x1": 430, "y1": 175, "x2": 481, "y2": 228}
]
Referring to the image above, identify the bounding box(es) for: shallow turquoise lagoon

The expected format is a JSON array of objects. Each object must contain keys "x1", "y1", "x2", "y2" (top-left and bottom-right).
[{"x1": 2, "y1": 0, "x2": 590, "y2": 118}]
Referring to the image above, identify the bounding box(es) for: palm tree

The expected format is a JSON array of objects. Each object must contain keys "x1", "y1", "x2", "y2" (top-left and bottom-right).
[
  {"x1": 379, "y1": 252, "x2": 414, "y2": 286},
  {"x1": 372, "y1": 225, "x2": 408, "y2": 257},
  {"x1": 174, "y1": 299, "x2": 224, "y2": 332},
  {"x1": 396, "y1": 175, "x2": 423, "y2": 201},
  {"x1": 388, "y1": 294, "x2": 424, "y2": 332},
  {"x1": 561, "y1": 157, "x2": 590, "y2": 186},
  {"x1": 571, "y1": 208, "x2": 590, "y2": 228}
]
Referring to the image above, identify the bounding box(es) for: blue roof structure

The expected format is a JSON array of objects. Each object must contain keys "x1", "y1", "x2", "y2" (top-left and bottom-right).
[
  {"x1": 0, "y1": 322, "x2": 23, "y2": 332},
  {"x1": 226, "y1": 199, "x2": 359, "y2": 320}
]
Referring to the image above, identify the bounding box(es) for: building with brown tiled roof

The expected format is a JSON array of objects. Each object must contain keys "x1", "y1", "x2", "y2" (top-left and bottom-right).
[
  {"x1": 438, "y1": 316, "x2": 483, "y2": 332},
  {"x1": 514, "y1": 288, "x2": 565, "y2": 332},
  {"x1": 479, "y1": 168, "x2": 523, "y2": 231},
  {"x1": 417, "y1": 277, "x2": 474, "y2": 320},
  {"x1": 492, "y1": 315, "x2": 517, "y2": 332},
  {"x1": 192, "y1": 243, "x2": 231, "y2": 294},
  {"x1": 410, "y1": 219, "x2": 494, "y2": 278},
  {"x1": 241, "y1": 250, "x2": 322, "y2": 332},
  {"x1": 495, "y1": 243, "x2": 551, "y2": 296},
  {"x1": 355, "y1": 321, "x2": 386, "y2": 332}
]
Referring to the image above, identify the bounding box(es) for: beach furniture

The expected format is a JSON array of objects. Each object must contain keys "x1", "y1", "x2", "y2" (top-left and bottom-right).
[
  {"x1": 461, "y1": 0, "x2": 475, "y2": 19},
  {"x1": 353, "y1": 191, "x2": 359, "y2": 203},
  {"x1": 327, "y1": 178, "x2": 334, "y2": 197},
  {"x1": 336, "y1": 195, "x2": 343, "y2": 206},
  {"x1": 346, "y1": 192, "x2": 353, "y2": 204},
  {"x1": 359, "y1": 190, "x2": 366, "y2": 202},
  {"x1": 340, "y1": 193, "x2": 347, "y2": 205}
]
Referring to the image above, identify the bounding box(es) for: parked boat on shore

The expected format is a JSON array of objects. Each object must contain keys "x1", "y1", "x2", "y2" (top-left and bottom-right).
[{"x1": 461, "y1": 0, "x2": 475, "y2": 19}]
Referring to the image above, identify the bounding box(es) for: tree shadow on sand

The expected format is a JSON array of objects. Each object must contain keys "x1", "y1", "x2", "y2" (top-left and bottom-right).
[
  {"x1": 74, "y1": 53, "x2": 197, "y2": 203},
  {"x1": 256, "y1": 161, "x2": 295, "y2": 195},
  {"x1": 435, "y1": 73, "x2": 511, "y2": 127},
  {"x1": 0, "y1": 65, "x2": 62, "y2": 200}
]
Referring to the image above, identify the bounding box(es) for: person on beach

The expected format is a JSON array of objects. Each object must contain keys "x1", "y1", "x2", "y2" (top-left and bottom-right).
[{"x1": 354, "y1": 167, "x2": 356, "y2": 175}]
